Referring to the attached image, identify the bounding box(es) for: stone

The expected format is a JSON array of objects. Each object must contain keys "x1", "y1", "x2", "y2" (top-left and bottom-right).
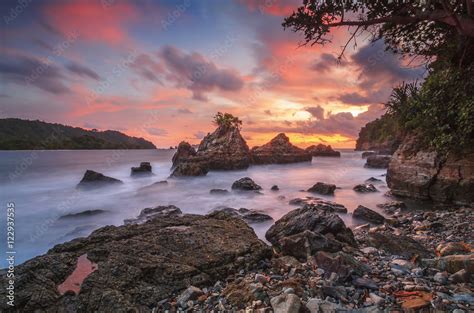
[
  {"x1": 207, "y1": 207, "x2": 273, "y2": 224},
  {"x1": 305, "y1": 144, "x2": 341, "y2": 157},
  {"x1": 177, "y1": 286, "x2": 204, "y2": 307},
  {"x1": 270, "y1": 293, "x2": 301, "y2": 313},
  {"x1": 131, "y1": 162, "x2": 152, "y2": 176},
  {"x1": 307, "y1": 182, "x2": 336, "y2": 195},
  {"x1": 433, "y1": 272, "x2": 448, "y2": 284},
  {"x1": 421, "y1": 254, "x2": 474, "y2": 274},
  {"x1": 306, "y1": 298, "x2": 343, "y2": 313},
  {"x1": 76, "y1": 170, "x2": 123, "y2": 189},
  {"x1": 376, "y1": 201, "x2": 406, "y2": 214},
  {"x1": 288, "y1": 197, "x2": 348, "y2": 213},
  {"x1": 353, "y1": 277, "x2": 378, "y2": 290},
  {"x1": 0, "y1": 213, "x2": 271, "y2": 312},
  {"x1": 368, "y1": 232, "x2": 432, "y2": 258},
  {"x1": 172, "y1": 141, "x2": 196, "y2": 168},
  {"x1": 231, "y1": 177, "x2": 262, "y2": 191},
  {"x1": 171, "y1": 162, "x2": 208, "y2": 177},
  {"x1": 436, "y1": 242, "x2": 473, "y2": 256},
  {"x1": 449, "y1": 269, "x2": 471, "y2": 283},
  {"x1": 271, "y1": 185, "x2": 280, "y2": 191},
  {"x1": 353, "y1": 205, "x2": 385, "y2": 224},
  {"x1": 365, "y1": 155, "x2": 391, "y2": 168},
  {"x1": 124, "y1": 205, "x2": 182, "y2": 225},
  {"x1": 361, "y1": 151, "x2": 376, "y2": 158},
  {"x1": 369, "y1": 293, "x2": 385, "y2": 305},
  {"x1": 265, "y1": 205, "x2": 356, "y2": 247},
  {"x1": 311, "y1": 251, "x2": 370, "y2": 281},
  {"x1": 366, "y1": 177, "x2": 382, "y2": 182},
  {"x1": 387, "y1": 135, "x2": 474, "y2": 205},
  {"x1": 360, "y1": 247, "x2": 378, "y2": 255},
  {"x1": 210, "y1": 188, "x2": 229, "y2": 195},
  {"x1": 250, "y1": 133, "x2": 312, "y2": 164},
  {"x1": 278, "y1": 230, "x2": 343, "y2": 262},
  {"x1": 353, "y1": 183, "x2": 378, "y2": 193}
]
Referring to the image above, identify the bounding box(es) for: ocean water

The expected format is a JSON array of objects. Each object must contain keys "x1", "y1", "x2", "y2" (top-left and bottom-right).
[{"x1": 0, "y1": 149, "x2": 412, "y2": 267}]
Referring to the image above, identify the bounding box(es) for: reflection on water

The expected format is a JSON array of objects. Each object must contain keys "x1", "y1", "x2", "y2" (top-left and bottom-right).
[{"x1": 0, "y1": 149, "x2": 418, "y2": 266}]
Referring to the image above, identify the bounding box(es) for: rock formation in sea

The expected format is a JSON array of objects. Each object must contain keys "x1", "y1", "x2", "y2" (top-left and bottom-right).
[
  {"x1": 76, "y1": 170, "x2": 123, "y2": 189},
  {"x1": 387, "y1": 136, "x2": 474, "y2": 205},
  {"x1": 131, "y1": 162, "x2": 152, "y2": 176},
  {"x1": 250, "y1": 133, "x2": 312, "y2": 164},
  {"x1": 305, "y1": 144, "x2": 341, "y2": 157},
  {"x1": 171, "y1": 123, "x2": 250, "y2": 176},
  {"x1": 365, "y1": 155, "x2": 391, "y2": 168}
]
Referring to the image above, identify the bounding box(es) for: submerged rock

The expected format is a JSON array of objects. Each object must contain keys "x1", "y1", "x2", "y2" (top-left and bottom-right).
[
  {"x1": 271, "y1": 185, "x2": 280, "y2": 191},
  {"x1": 365, "y1": 155, "x2": 391, "y2": 168},
  {"x1": 130, "y1": 162, "x2": 152, "y2": 176},
  {"x1": 305, "y1": 144, "x2": 341, "y2": 157},
  {"x1": 231, "y1": 177, "x2": 262, "y2": 191},
  {"x1": 76, "y1": 170, "x2": 123, "y2": 189},
  {"x1": 250, "y1": 133, "x2": 311, "y2": 164},
  {"x1": 124, "y1": 205, "x2": 182, "y2": 225},
  {"x1": 353, "y1": 205, "x2": 385, "y2": 224},
  {"x1": 353, "y1": 183, "x2": 378, "y2": 193},
  {"x1": 210, "y1": 188, "x2": 229, "y2": 195},
  {"x1": 307, "y1": 182, "x2": 336, "y2": 195},
  {"x1": 59, "y1": 209, "x2": 108, "y2": 220},
  {"x1": 0, "y1": 213, "x2": 271, "y2": 312}
]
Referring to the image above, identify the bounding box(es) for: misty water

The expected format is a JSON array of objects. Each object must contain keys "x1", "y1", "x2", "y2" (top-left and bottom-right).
[{"x1": 0, "y1": 149, "x2": 421, "y2": 267}]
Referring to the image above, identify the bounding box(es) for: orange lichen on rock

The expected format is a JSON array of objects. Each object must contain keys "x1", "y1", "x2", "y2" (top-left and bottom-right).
[{"x1": 57, "y1": 254, "x2": 98, "y2": 295}]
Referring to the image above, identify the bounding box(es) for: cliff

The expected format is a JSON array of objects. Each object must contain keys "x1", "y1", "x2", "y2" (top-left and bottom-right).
[
  {"x1": 0, "y1": 118, "x2": 156, "y2": 150},
  {"x1": 355, "y1": 114, "x2": 403, "y2": 154}
]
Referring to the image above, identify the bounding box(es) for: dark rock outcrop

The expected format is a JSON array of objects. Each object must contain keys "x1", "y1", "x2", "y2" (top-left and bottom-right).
[
  {"x1": 387, "y1": 136, "x2": 474, "y2": 205},
  {"x1": 131, "y1": 162, "x2": 152, "y2": 176},
  {"x1": 361, "y1": 151, "x2": 376, "y2": 158},
  {"x1": 288, "y1": 197, "x2": 348, "y2": 213},
  {"x1": 266, "y1": 205, "x2": 356, "y2": 248},
  {"x1": 355, "y1": 114, "x2": 402, "y2": 154},
  {"x1": 231, "y1": 177, "x2": 262, "y2": 191},
  {"x1": 279, "y1": 230, "x2": 343, "y2": 262},
  {"x1": 352, "y1": 205, "x2": 385, "y2": 224},
  {"x1": 210, "y1": 188, "x2": 229, "y2": 195},
  {"x1": 208, "y1": 207, "x2": 273, "y2": 223},
  {"x1": 76, "y1": 170, "x2": 123, "y2": 189},
  {"x1": 307, "y1": 182, "x2": 336, "y2": 195},
  {"x1": 365, "y1": 155, "x2": 391, "y2": 168},
  {"x1": 0, "y1": 213, "x2": 271, "y2": 312},
  {"x1": 353, "y1": 183, "x2": 378, "y2": 193},
  {"x1": 368, "y1": 232, "x2": 432, "y2": 258},
  {"x1": 171, "y1": 162, "x2": 209, "y2": 177},
  {"x1": 250, "y1": 133, "x2": 311, "y2": 164},
  {"x1": 172, "y1": 141, "x2": 197, "y2": 168},
  {"x1": 305, "y1": 144, "x2": 341, "y2": 157},
  {"x1": 124, "y1": 205, "x2": 182, "y2": 225},
  {"x1": 59, "y1": 209, "x2": 108, "y2": 220}
]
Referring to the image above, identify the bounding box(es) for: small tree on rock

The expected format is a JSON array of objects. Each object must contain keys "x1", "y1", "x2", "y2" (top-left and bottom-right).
[{"x1": 213, "y1": 112, "x2": 242, "y2": 130}]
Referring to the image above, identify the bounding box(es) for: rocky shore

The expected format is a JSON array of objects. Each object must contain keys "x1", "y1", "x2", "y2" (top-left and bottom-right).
[{"x1": 2, "y1": 196, "x2": 472, "y2": 312}]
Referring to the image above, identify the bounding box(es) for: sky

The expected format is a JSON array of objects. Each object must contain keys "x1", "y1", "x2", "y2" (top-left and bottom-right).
[{"x1": 0, "y1": 0, "x2": 424, "y2": 148}]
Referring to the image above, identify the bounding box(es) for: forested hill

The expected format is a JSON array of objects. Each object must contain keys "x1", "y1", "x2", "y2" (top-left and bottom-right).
[
  {"x1": 355, "y1": 114, "x2": 403, "y2": 154},
  {"x1": 0, "y1": 119, "x2": 156, "y2": 150}
]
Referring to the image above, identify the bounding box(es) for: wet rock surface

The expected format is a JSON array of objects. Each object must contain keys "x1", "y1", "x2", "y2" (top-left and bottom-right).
[
  {"x1": 353, "y1": 205, "x2": 385, "y2": 224},
  {"x1": 353, "y1": 183, "x2": 378, "y2": 193},
  {"x1": 130, "y1": 162, "x2": 152, "y2": 176},
  {"x1": 288, "y1": 197, "x2": 348, "y2": 213},
  {"x1": 365, "y1": 155, "x2": 391, "y2": 168},
  {"x1": 305, "y1": 144, "x2": 341, "y2": 157},
  {"x1": 76, "y1": 170, "x2": 123, "y2": 189},
  {"x1": 250, "y1": 133, "x2": 312, "y2": 164},
  {"x1": 231, "y1": 177, "x2": 262, "y2": 191},
  {"x1": 208, "y1": 207, "x2": 273, "y2": 223},
  {"x1": 307, "y1": 182, "x2": 336, "y2": 195},
  {"x1": 0, "y1": 212, "x2": 271, "y2": 312}
]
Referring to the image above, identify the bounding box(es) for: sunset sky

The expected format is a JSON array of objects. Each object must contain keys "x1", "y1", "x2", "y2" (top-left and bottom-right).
[{"x1": 0, "y1": 0, "x2": 424, "y2": 148}]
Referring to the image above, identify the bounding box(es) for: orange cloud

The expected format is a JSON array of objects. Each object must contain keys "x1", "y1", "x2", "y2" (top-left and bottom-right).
[{"x1": 42, "y1": 0, "x2": 138, "y2": 44}]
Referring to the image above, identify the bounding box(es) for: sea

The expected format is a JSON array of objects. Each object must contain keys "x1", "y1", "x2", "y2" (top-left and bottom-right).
[{"x1": 0, "y1": 149, "x2": 424, "y2": 267}]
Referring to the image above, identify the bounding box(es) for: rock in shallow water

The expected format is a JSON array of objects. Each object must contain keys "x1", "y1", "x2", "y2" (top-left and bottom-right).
[
  {"x1": 307, "y1": 182, "x2": 336, "y2": 195},
  {"x1": 250, "y1": 133, "x2": 311, "y2": 164},
  {"x1": 365, "y1": 155, "x2": 391, "y2": 168},
  {"x1": 130, "y1": 162, "x2": 152, "y2": 176},
  {"x1": 76, "y1": 170, "x2": 123, "y2": 190},
  {"x1": 353, "y1": 205, "x2": 385, "y2": 224},
  {"x1": 353, "y1": 183, "x2": 378, "y2": 193},
  {"x1": 208, "y1": 207, "x2": 273, "y2": 223},
  {"x1": 231, "y1": 177, "x2": 262, "y2": 191},
  {"x1": 0, "y1": 213, "x2": 271, "y2": 312}
]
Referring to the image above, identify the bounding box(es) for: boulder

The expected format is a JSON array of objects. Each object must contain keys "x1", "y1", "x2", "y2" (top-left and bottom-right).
[
  {"x1": 421, "y1": 254, "x2": 474, "y2": 274},
  {"x1": 271, "y1": 185, "x2": 280, "y2": 191},
  {"x1": 365, "y1": 155, "x2": 391, "y2": 168},
  {"x1": 171, "y1": 162, "x2": 208, "y2": 177},
  {"x1": 353, "y1": 183, "x2": 378, "y2": 193},
  {"x1": 130, "y1": 162, "x2": 152, "y2": 176},
  {"x1": 176, "y1": 286, "x2": 204, "y2": 308},
  {"x1": 307, "y1": 182, "x2": 336, "y2": 195},
  {"x1": 270, "y1": 293, "x2": 301, "y2": 313},
  {"x1": 353, "y1": 205, "x2": 385, "y2": 224},
  {"x1": 76, "y1": 170, "x2": 123, "y2": 189},
  {"x1": 278, "y1": 230, "x2": 343, "y2": 261},
  {"x1": 362, "y1": 151, "x2": 376, "y2": 158},
  {"x1": 288, "y1": 197, "x2": 347, "y2": 213},
  {"x1": 368, "y1": 232, "x2": 432, "y2": 258},
  {"x1": 265, "y1": 205, "x2": 356, "y2": 247},
  {"x1": 231, "y1": 177, "x2": 262, "y2": 191},
  {"x1": 387, "y1": 135, "x2": 474, "y2": 205},
  {"x1": 305, "y1": 144, "x2": 341, "y2": 157},
  {"x1": 209, "y1": 188, "x2": 229, "y2": 195},
  {"x1": 0, "y1": 213, "x2": 271, "y2": 312},
  {"x1": 250, "y1": 133, "x2": 312, "y2": 164},
  {"x1": 311, "y1": 251, "x2": 370, "y2": 281},
  {"x1": 124, "y1": 205, "x2": 182, "y2": 225},
  {"x1": 436, "y1": 242, "x2": 473, "y2": 256},
  {"x1": 171, "y1": 141, "x2": 196, "y2": 168},
  {"x1": 207, "y1": 207, "x2": 273, "y2": 223}
]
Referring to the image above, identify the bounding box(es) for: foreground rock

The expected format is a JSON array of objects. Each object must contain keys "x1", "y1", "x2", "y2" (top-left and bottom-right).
[
  {"x1": 124, "y1": 205, "x2": 182, "y2": 225},
  {"x1": 307, "y1": 182, "x2": 336, "y2": 195},
  {"x1": 353, "y1": 205, "x2": 385, "y2": 224},
  {"x1": 131, "y1": 162, "x2": 152, "y2": 176},
  {"x1": 250, "y1": 133, "x2": 311, "y2": 164},
  {"x1": 288, "y1": 197, "x2": 348, "y2": 213},
  {"x1": 231, "y1": 177, "x2": 262, "y2": 191},
  {"x1": 0, "y1": 213, "x2": 271, "y2": 312},
  {"x1": 208, "y1": 207, "x2": 273, "y2": 223},
  {"x1": 365, "y1": 155, "x2": 391, "y2": 168},
  {"x1": 171, "y1": 124, "x2": 251, "y2": 176},
  {"x1": 76, "y1": 170, "x2": 123, "y2": 189},
  {"x1": 387, "y1": 135, "x2": 474, "y2": 205},
  {"x1": 305, "y1": 144, "x2": 340, "y2": 157},
  {"x1": 353, "y1": 183, "x2": 378, "y2": 193}
]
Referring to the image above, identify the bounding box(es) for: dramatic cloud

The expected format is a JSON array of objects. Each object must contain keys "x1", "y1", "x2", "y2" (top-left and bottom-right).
[
  {"x1": 130, "y1": 54, "x2": 163, "y2": 83},
  {"x1": 311, "y1": 53, "x2": 342, "y2": 72},
  {"x1": 66, "y1": 62, "x2": 101, "y2": 81},
  {"x1": 0, "y1": 54, "x2": 70, "y2": 94},
  {"x1": 240, "y1": 0, "x2": 300, "y2": 16},
  {"x1": 159, "y1": 46, "x2": 244, "y2": 101},
  {"x1": 305, "y1": 105, "x2": 324, "y2": 120}
]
